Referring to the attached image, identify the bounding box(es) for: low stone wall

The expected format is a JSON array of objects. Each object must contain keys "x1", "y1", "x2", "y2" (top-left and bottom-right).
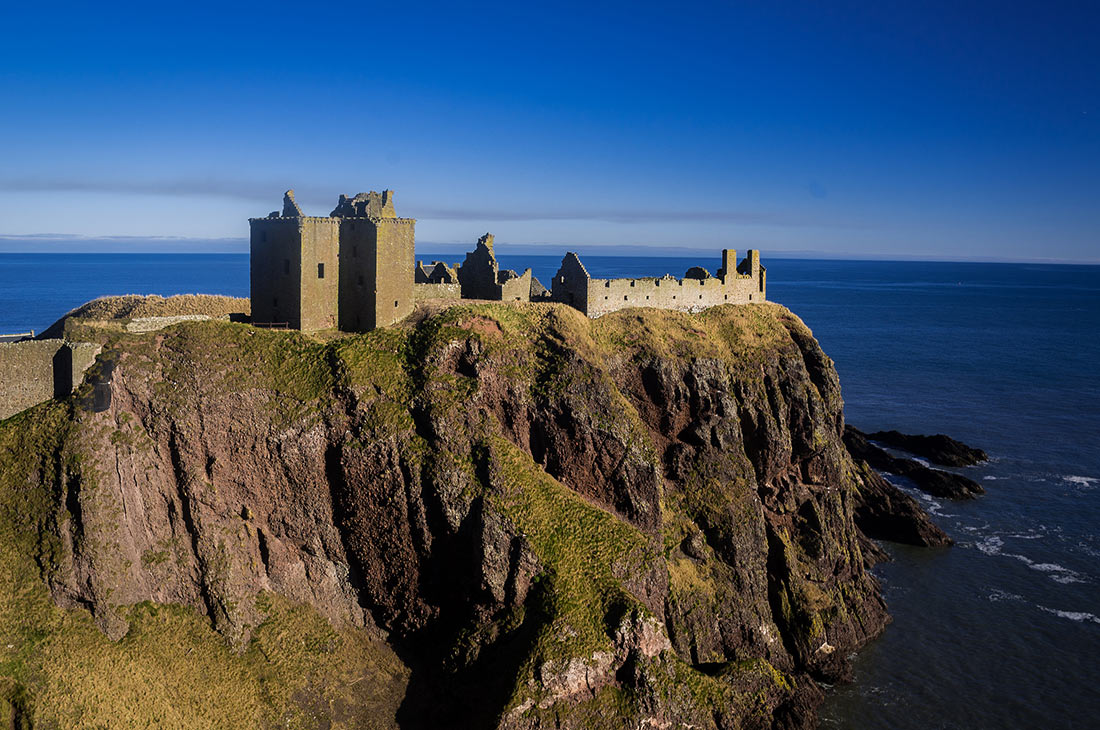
[
  {"x1": 0, "y1": 340, "x2": 102, "y2": 420},
  {"x1": 414, "y1": 283, "x2": 461, "y2": 301},
  {"x1": 126, "y1": 315, "x2": 212, "y2": 333}
]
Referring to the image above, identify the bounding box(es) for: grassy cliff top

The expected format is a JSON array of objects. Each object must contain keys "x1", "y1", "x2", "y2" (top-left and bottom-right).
[{"x1": 39, "y1": 294, "x2": 250, "y2": 339}]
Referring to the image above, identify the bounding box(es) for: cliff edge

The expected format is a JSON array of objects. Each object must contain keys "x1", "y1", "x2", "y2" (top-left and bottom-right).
[{"x1": 0, "y1": 301, "x2": 943, "y2": 729}]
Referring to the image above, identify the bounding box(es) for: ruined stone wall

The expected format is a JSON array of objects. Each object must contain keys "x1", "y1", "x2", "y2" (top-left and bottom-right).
[
  {"x1": 499, "y1": 271, "x2": 532, "y2": 302},
  {"x1": 298, "y1": 218, "x2": 340, "y2": 331},
  {"x1": 413, "y1": 283, "x2": 461, "y2": 301},
  {"x1": 249, "y1": 218, "x2": 303, "y2": 328},
  {"x1": 550, "y1": 253, "x2": 592, "y2": 315},
  {"x1": 552, "y1": 250, "x2": 766, "y2": 318},
  {"x1": 0, "y1": 340, "x2": 101, "y2": 420},
  {"x1": 458, "y1": 239, "x2": 501, "y2": 300},
  {"x1": 583, "y1": 273, "x2": 763, "y2": 317}
]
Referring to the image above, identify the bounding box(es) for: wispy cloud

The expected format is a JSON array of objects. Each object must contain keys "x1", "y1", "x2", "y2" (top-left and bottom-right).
[
  {"x1": 411, "y1": 205, "x2": 853, "y2": 228},
  {"x1": 0, "y1": 177, "x2": 276, "y2": 203},
  {"x1": 0, "y1": 177, "x2": 867, "y2": 229}
]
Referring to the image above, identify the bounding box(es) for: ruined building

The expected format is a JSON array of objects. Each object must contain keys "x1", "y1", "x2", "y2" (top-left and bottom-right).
[
  {"x1": 551, "y1": 249, "x2": 765, "y2": 317},
  {"x1": 250, "y1": 190, "x2": 766, "y2": 332}
]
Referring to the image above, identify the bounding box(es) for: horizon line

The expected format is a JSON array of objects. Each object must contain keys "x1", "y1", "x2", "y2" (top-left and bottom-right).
[{"x1": 0, "y1": 234, "x2": 1096, "y2": 266}]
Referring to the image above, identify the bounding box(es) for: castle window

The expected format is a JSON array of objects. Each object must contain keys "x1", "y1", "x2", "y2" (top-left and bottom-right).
[
  {"x1": 646, "y1": 295, "x2": 650, "y2": 300},
  {"x1": 261, "y1": 231, "x2": 267, "y2": 243},
  {"x1": 394, "y1": 300, "x2": 399, "y2": 308},
  {"x1": 604, "y1": 296, "x2": 608, "y2": 300},
  {"x1": 284, "y1": 259, "x2": 290, "y2": 275},
  {"x1": 273, "y1": 297, "x2": 278, "y2": 307},
  {"x1": 624, "y1": 296, "x2": 628, "y2": 301},
  {"x1": 630, "y1": 281, "x2": 635, "y2": 287},
  {"x1": 318, "y1": 263, "x2": 325, "y2": 278},
  {"x1": 358, "y1": 275, "x2": 364, "y2": 286},
  {"x1": 724, "y1": 294, "x2": 728, "y2": 300},
  {"x1": 352, "y1": 245, "x2": 358, "y2": 258},
  {"x1": 699, "y1": 294, "x2": 703, "y2": 299},
  {"x1": 672, "y1": 295, "x2": 676, "y2": 300}
]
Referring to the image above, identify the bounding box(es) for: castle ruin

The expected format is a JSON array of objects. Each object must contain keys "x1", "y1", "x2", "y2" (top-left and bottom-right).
[{"x1": 250, "y1": 190, "x2": 766, "y2": 331}]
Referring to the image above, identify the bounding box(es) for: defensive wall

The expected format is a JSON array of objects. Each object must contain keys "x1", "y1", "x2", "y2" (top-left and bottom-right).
[
  {"x1": 0, "y1": 339, "x2": 102, "y2": 421},
  {"x1": 551, "y1": 249, "x2": 766, "y2": 318},
  {"x1": 414, "y1": 283, "x2": 461, "y2": 301}
]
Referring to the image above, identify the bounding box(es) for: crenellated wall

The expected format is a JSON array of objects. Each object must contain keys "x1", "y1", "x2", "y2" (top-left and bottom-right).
[{"x1": 552, "y1": 249, "x2": 766, "y2": 318}]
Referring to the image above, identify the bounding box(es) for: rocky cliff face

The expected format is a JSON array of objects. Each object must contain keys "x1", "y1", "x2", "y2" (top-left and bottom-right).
[{"x1": 0, "y1": 301, "x2": 941, "y2": 729}]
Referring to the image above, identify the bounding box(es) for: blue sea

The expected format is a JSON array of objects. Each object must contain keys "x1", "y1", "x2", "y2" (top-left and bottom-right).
[{"x1": 1, "y1": 253, "x2": 1098, "y2": 729}]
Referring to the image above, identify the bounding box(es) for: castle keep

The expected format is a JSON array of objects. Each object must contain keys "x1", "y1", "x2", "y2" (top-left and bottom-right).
[
  {"x1": 250, "y1": 190, "x2": 766, "y2": 331},
  {"x1": 250, "y1": 190, "x2": 415, "y2": 331}
]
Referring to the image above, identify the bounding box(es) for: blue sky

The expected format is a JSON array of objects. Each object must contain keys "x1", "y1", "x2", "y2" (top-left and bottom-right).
[{"x1": 0, "y1": 0, "x2": 1097, "y2": 261}]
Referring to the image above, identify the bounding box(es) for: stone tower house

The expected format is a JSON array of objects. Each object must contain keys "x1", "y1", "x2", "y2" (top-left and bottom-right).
[{"x1": 249, "y1": 190, "x2": 415, "y2": 331}]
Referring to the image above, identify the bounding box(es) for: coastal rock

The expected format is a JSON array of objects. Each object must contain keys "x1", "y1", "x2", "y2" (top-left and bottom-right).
[
  {"x1": 844, "y1": 426, "x2": 984, "y2": 499},
  {"x1": 849, "y1": 461, "x2": 953, "y2": 547},
  {"x1": 0, "y1": 301, "x2": 948, "y2": 729},
  {"x1": 866, "y1": 429, "x2": 987, "y2": 467}
]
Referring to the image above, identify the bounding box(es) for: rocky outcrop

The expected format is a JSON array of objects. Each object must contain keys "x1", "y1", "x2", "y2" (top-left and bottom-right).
[
  {"x1": 849, "y1": 461, "x2": 952, "y2": 547},
  {"x1": 844, "y1": 426, "x2": 984, "y2": 499},
  {"x1": 865, "y1": 429, "x2": 987, "y2": 467},
  {"x1": 0, "y1": 301, "x2": 950, "y2": 730}
]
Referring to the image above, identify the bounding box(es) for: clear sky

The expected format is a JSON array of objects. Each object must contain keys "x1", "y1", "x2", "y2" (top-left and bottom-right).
[{"x1": 0, "y1": 0, "x2": 1097, "y2": 261}]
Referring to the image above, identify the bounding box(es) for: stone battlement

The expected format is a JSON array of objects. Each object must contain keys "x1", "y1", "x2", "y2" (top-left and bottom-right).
[{"x1": 249, "y1": 215, "x2": 415, "y2": 224}]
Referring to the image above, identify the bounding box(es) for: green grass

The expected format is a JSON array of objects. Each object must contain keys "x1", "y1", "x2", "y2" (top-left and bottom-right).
[{"x1": 486, "y1": 436, "x2": 659, "y2": 706}]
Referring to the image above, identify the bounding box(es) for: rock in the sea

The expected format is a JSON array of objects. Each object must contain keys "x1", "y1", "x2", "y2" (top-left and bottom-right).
[
  {"x1": 866, "y1": 429, "x2": 987, "y2": 467},
  {"x1": 849, "y1": 461, "x2": 953, "y2": 547},
  {"x1": 844, "y1": 426, "x2": 984, "y2": 499}
]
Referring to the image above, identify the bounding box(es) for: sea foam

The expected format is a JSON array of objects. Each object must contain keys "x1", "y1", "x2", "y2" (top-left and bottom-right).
[{"x1": 1037, "y1": 606, "x2": 1100, "y2": 625}]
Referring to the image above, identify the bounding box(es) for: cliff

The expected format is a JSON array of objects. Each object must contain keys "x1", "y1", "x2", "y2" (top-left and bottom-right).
[{"x1": 0, "y1": 301, "x2": 943, "y2": 729}]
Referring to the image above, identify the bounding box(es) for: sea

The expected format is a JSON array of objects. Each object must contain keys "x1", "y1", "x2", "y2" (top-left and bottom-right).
[{"x1": 1, "y1": 252, "x2": 1098, "y2": 729}]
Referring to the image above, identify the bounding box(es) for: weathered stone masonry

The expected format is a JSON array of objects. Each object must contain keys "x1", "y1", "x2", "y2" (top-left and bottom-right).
[
  {"x1": 249, "y1": 190, "x2": 414, "y2": 332},
  {"x1": 551, "y1": 248, "x2": 766, "y2": 317},
  {"x1": 250, "y1": 189, "x2": 767, "y2": 332},
  {"x1": 0, "y1": 340, "x2": 101, "y2": 420}
]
